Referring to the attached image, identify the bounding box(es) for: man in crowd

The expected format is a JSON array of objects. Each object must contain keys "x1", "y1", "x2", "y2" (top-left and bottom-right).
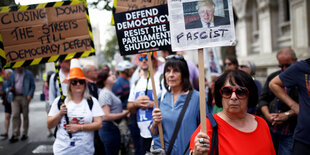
[
  {"x1": 113, "y1": 60, "x2": 135, "y2": 109},
  {"x1": 49, "y1": 59, "x2": 70, "y2": 106},
  {"x1": 83, "y1": 64, "x2": 105, "y2": 155},
  {"x1": 9, "y1": 67, "x2": 35, "y2": 143},
  {"x1": 113, "y1": 60, "x2": 135, "y2": 154},
  {"x1": 185, "y1": 0, "x2": 230, "y2": 29},
  {"x1": 127, "y1": 52, "x2": 162, "y2": 154},
  {"x1": 84, "y1": 64, "x2": 99, "y2": 99},
  {"x1": 270, "y1": 57, "x2": 310, "y2": 154},
  {"x1": 258, "y1": 48, "x2": 298, "y2": 155},
  {"x1": 224, "y1": 55, "x2": 239, "y2": 71}
]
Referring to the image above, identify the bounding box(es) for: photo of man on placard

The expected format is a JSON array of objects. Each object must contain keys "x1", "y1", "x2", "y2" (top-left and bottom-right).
[{"x1": 184, "y1": 0, "x2": 230, "y2": 29}]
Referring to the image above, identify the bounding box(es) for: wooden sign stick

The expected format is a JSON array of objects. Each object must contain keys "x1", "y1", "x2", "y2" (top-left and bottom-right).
[
  {"x1": 147, "y1": 52, "x2": 165, "y2": 149},
  {"x1": 198, "y1": 49, "x2": 207, "y2": 134}
]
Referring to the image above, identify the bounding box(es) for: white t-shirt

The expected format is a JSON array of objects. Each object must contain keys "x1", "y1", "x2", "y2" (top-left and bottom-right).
[
  {"x1": 128, "y1": 71, "x2": 162, "y2": 138},
  {"x1": 48, "y1": 96, "x2": 104, "y2": 155}
]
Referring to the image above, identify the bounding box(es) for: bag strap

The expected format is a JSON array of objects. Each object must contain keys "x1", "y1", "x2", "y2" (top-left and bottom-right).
[
  {"x1": 166, "y1": 90, "x2": 193, "y2": 155},
  {"x1": 207, "y1": 113, "x2": 218, "y2": 155}
]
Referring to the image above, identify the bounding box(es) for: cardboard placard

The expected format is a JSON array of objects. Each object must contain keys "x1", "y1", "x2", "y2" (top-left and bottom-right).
[
  {"x1": 168, "y1": 0, "x2": 235, "y2": 50},
  {"x1": 0, "y1": 0, "x2": 95, "y2": 68},
  {"x1": 115, "y1": 0, "x2": 166, "y2": 13},
  {"x1": 114, "y1": 4, "x2": 171, "y2": 55}
]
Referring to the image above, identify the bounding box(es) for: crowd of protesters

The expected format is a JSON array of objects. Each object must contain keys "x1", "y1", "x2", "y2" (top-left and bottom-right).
[{"x1": 0, "y1": 47, "x2": 309, "y2": 155}]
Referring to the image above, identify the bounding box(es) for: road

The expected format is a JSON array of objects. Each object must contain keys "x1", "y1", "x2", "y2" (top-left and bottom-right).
[{"x1": 0, "y1": 81, "x2": 54, "y2": 155}]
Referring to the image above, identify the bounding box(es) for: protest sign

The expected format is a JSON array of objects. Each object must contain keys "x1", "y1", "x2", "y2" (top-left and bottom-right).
[
  {"x1": 168, "y1": 0, "x2": 235, "y2": 51},
  {"x1": 114, "y1": 4, "x2": 171, "y2": 56},
  {"x1": 0, "y1": 0, "x2": 95, "y2": 69},
  {"x1": 115, "y1": 0, "x2": 166, "y2": 13}
]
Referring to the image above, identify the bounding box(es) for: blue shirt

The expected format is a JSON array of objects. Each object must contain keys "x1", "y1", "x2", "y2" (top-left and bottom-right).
[
  {"x1": 112, "y1": 76, "x2": 130, "y2": 109},
  {"x1": 279, "y1": 60, "x2": 310, "y2": 145},
  {"x1": 152, "y1": 90, "x2": 206, "y2": 154}
]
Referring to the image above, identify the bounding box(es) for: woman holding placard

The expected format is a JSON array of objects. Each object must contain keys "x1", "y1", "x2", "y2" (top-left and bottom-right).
[
  {"x1": 150, "y1": 55, "x2": 205, "y2": 154},
  {"x1": 189, "y1": 70, "x2": 275, "y2": 155}
]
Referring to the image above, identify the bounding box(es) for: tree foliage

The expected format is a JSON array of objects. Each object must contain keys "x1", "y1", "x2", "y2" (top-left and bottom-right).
[
  {"x1": 88, "y1": 0, "x2": 113, "y2": 11},
  {"x1": 102, "y1": 33, "x2": 119, "y2": 63},
  {"x1": 0, "y1": 0, "x2": 15, "y2": 6}
]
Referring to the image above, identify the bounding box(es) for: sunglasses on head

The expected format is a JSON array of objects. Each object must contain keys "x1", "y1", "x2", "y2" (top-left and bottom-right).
[
  {"x1": 70, "y1": 79, "x2": 86, "y2": 86},
  {"x1": 220, "y1": 86, "x2": 249, "y2": 99},
  {"x1": 166, "y1": 55, "x2": 184, "y2": 60},
  {"x1": 278, "y1": 64, "x2": 291, "y2": 69}
]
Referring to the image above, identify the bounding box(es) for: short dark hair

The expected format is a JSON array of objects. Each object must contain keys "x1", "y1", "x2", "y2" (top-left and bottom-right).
[
  {"x1": 163, "y1": 56, "x2": 193, "y2": 92},
  {"x1": 214, "y1": 70, "x2": 258, "y2": 108},
  {"x1": 96, "y1": 71, "x2": 110, "y2": 89}
]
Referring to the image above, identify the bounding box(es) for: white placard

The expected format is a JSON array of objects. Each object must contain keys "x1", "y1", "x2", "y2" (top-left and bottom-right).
[{"x1": 168, "y1": 0, "x2": 235, "y2": 51}]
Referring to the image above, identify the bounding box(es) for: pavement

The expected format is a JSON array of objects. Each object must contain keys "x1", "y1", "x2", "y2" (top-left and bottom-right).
[{"x1": 0, "y1": 81, "x2": 55, "y2": 155}]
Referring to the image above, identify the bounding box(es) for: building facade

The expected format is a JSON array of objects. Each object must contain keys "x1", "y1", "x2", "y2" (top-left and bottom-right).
[{"x1": 232, "y1": 0, "x2": 310, "y2": 83}]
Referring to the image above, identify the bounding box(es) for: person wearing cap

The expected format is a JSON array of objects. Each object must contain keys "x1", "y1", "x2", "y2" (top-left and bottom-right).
[
  {"x1": 127, "y1": 52, "x2": 162, "y2": 154},
  {"x1": 113, "y1": 60, "x2": 135, "y2": 109},
  {"x1": 47, "y1": 59, "x2": 104, "y2": 155},
  {"x1": 112, "y1": 60, "x2": 134, "y2": 154},
  {"x1": 9, "y1": 67, "x2": 35, "y2": 143}
]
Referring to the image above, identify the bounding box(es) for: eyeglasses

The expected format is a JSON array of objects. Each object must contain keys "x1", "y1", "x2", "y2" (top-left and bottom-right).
[
  {"x1": 220, "y1": 86, "x2": 249, "y2": 99},
  {"x1": 239, "y1": 65, "x2": 248, "y2": 68},
  {"x1": 166, "y1": 55, "x2": 184, "y2": 60},
  {"x1": 139, "y1": 56, "x2": 148, "y2": 61},
  {"x1": 70, "y1": 79, "x2": 86, "y2": 86},
  {"x1": 278, "y1": 64, "x2": 291, "y2": 69},
  {"x1": 224, "y1": 62, "x2": 232, "y2": 66}
]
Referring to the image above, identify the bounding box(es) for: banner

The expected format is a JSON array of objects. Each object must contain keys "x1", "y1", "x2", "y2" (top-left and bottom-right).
[
  {"x1": 0, "y1": 0, "x2": 95, "y2": 69},
  {"x1": 114, "y1": 4, "x2": 171, "y2": 55},
  {"x1": 168, "y1": 0, "x2": 235, "y2": 51},
  {"x1": 115, "y1": 0, "x2": 166, "y2": 13}
]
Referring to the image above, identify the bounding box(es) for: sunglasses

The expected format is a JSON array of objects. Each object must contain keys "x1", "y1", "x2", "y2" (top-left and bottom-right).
[
  {"x1": 239, "y1": 65, "x2": 248, "y2": 68},
  {"x1": 166, "y1": 55, "x2": 184, "y2": 60},
  {"x1": 224, "y1": 62, "x2": 232, "y2": 66},
  {"x1": 70, "y1": 79, "x2": 86, "y2": 86},
  {"x1": 139, "y1": 56, "x2": 148, "y2": 61},
  {"x1": 278, "y1": 64, "x2": 291, "y2": 69},
  {"x1": 220, "y1": 86, "x2": 249, "y2": 99}
]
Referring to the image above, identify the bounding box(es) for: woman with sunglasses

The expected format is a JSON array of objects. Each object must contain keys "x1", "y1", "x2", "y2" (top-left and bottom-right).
[
  {"x1": 150, "y1": 55, "x2": 205, "y2": 154},
  {"x1": 190, "y1": 70, "x2": 275, "y2": 155},
  {"x1": 47, "y1": 59, "x2": 103, "y2": 155},
  {"x1": 96, "y1": 70, "x2": 129, "y2": 155}
]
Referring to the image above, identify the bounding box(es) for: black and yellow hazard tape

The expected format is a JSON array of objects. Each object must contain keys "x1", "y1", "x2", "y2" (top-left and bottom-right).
[{"x1": 0, "y1": 0, "x2": 95, "y2": 69}]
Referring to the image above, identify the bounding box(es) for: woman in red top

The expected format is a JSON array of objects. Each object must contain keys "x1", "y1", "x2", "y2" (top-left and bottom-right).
[{"x1": 190, "y1": 70, "x2": 275, "y2": 155}]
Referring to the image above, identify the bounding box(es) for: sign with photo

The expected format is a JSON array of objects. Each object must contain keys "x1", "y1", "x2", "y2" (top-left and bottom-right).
[
  {"x1": 114, "y1": 4, "x2": 171, "y2": 55},
  {"x1": 168, "y1": 0, "x2": 235, "y2": 51}
]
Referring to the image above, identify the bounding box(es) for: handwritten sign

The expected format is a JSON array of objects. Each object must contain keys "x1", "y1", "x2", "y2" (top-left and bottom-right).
[
  {"x1": 168, "y1": 0, "x2": 235, "y2": 51},
  {"x1": 115, "y1": 0, "x2": 166, "y2": 13},
  {"x1": 114, "y1": 5, "x2": 171, "y2": 55},
  {"x1": 0, "y1": 0, "x2": 95, "y2": 68}
]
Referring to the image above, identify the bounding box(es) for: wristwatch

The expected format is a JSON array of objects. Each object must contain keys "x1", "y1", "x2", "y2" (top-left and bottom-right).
[{"x1": 284, "y1": 111, "x2": 290, "y2": 117}]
